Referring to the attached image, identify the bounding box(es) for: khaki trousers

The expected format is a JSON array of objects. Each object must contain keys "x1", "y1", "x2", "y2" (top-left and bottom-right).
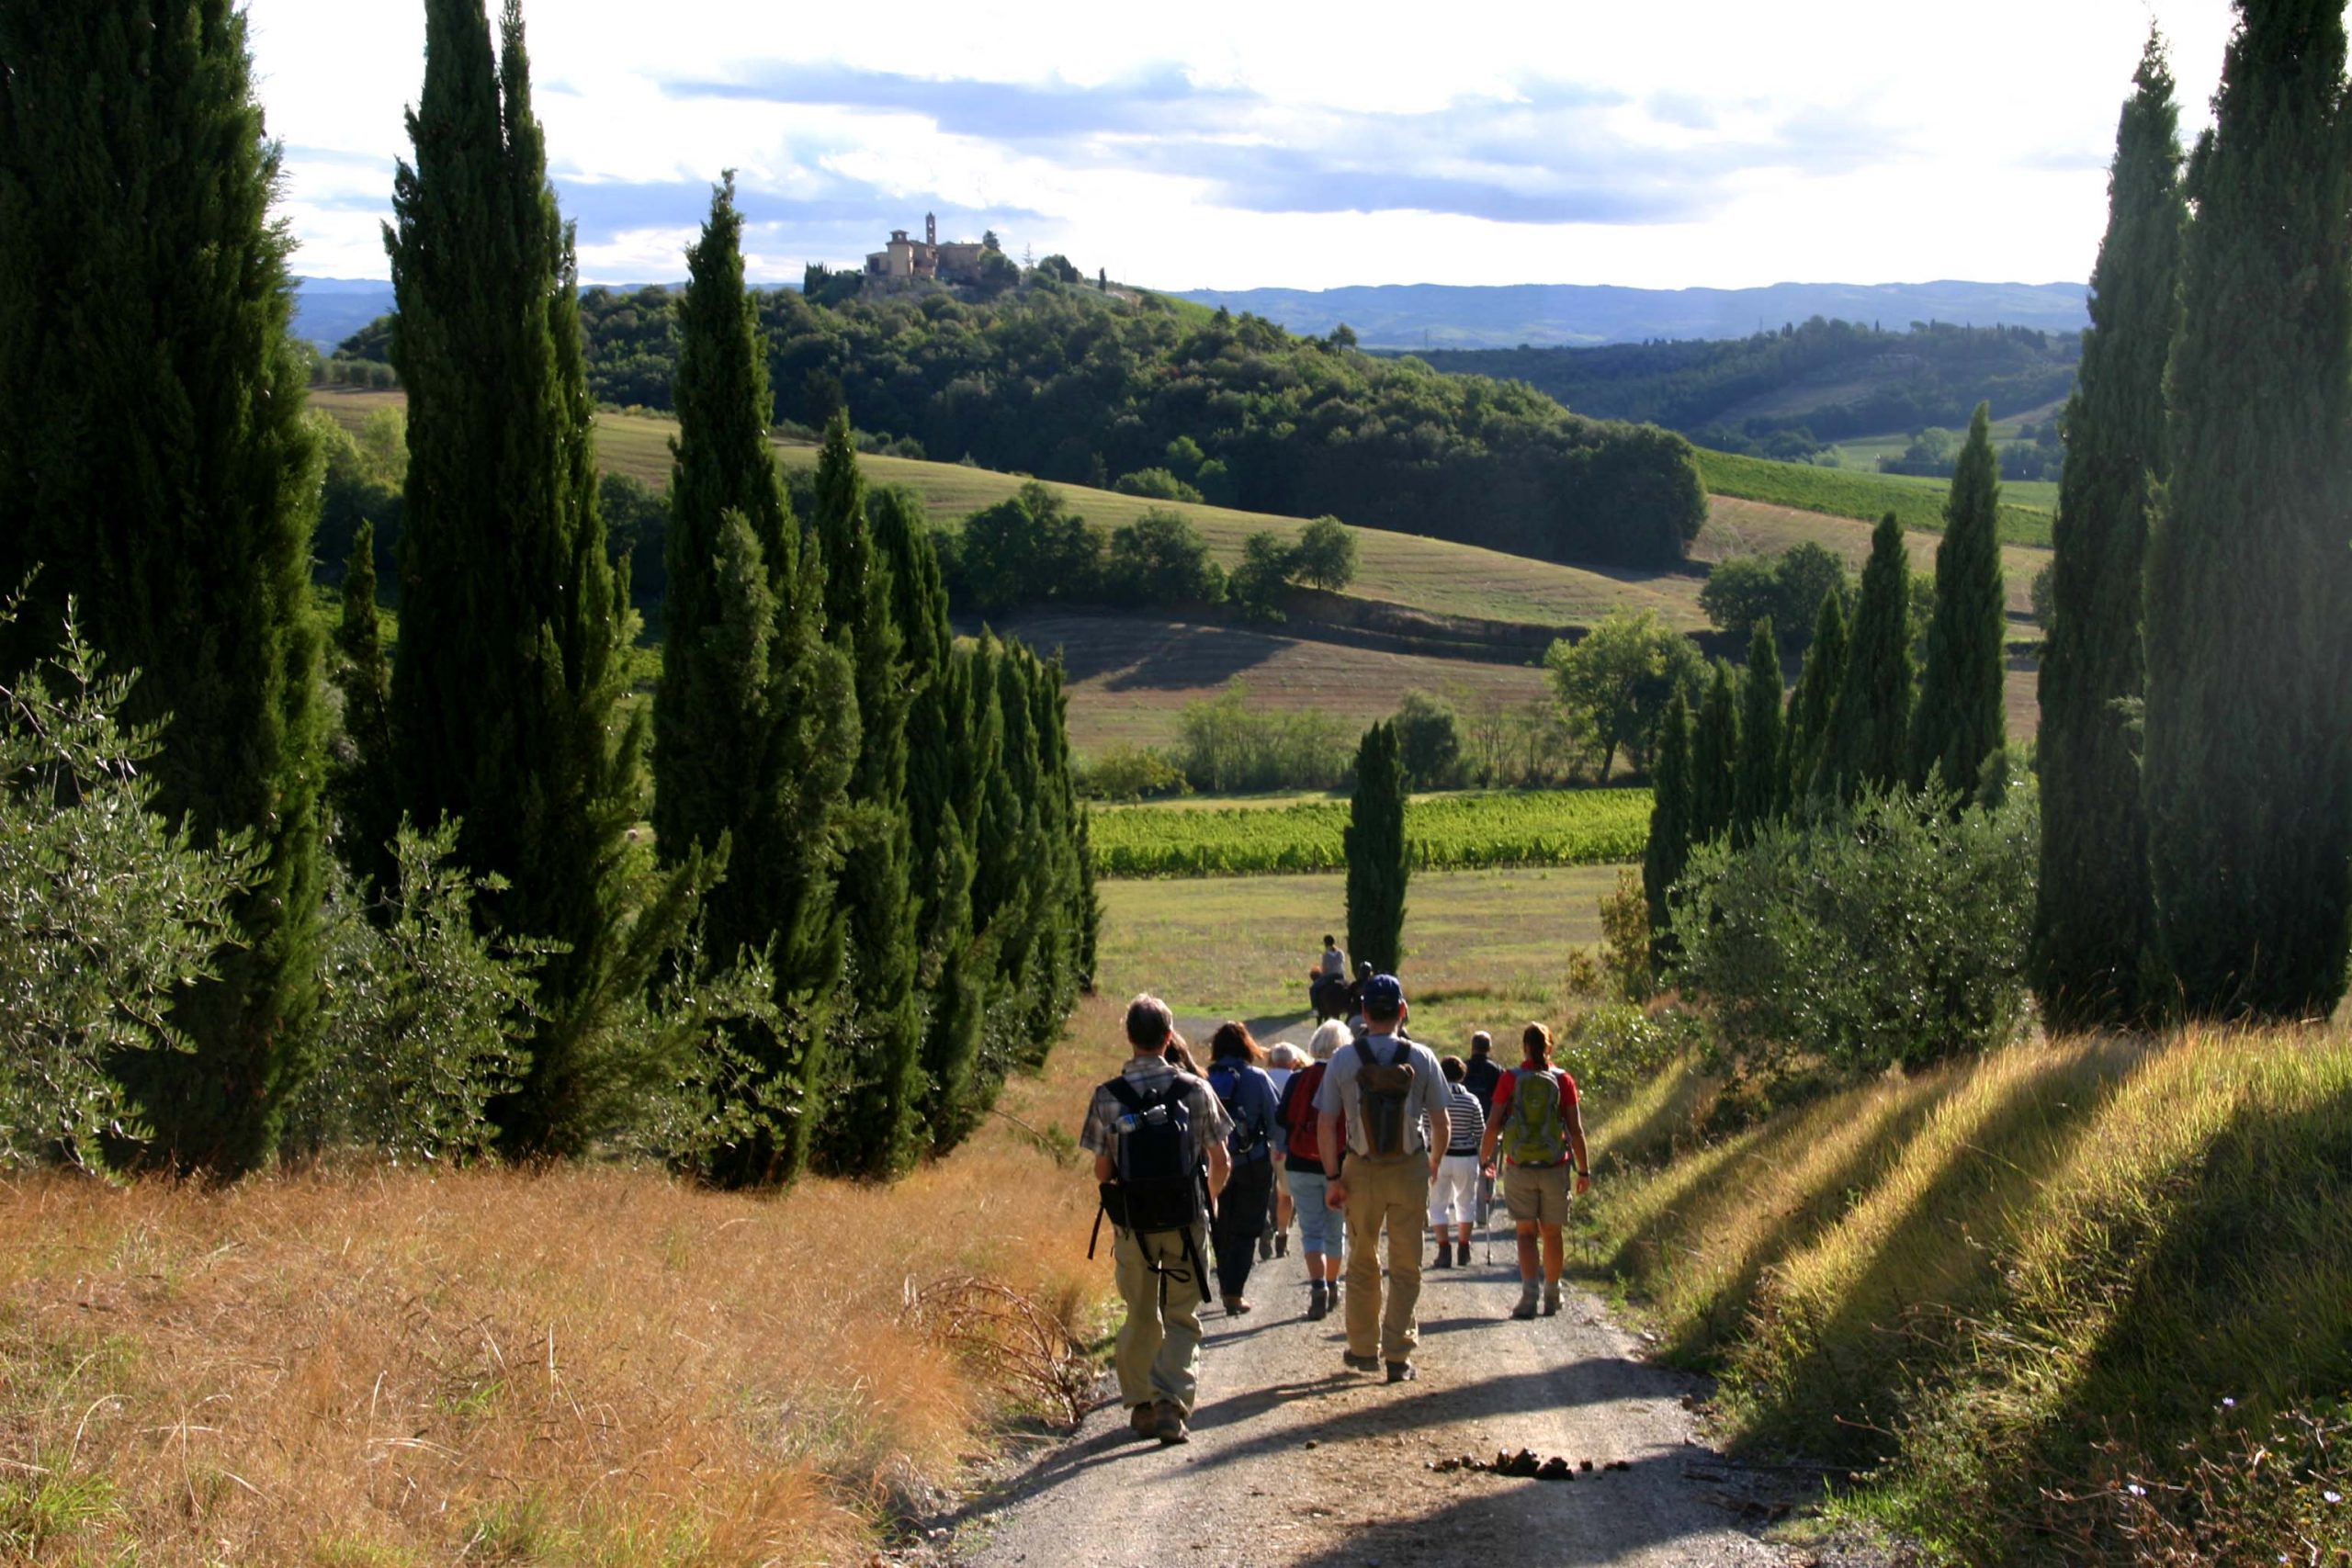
[
  {"x1": 1343, "y1": 1155, "x2": 1431, "y2": 1363},
  {"x1": 1112, "y1": 1224, "x2": 1209, "y2": 1415}
]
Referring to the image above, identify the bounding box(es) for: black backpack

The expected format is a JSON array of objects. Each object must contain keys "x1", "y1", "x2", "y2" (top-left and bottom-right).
[{"x1": 1088, "y1": 1075, "x2": 1213, "y2": 1284}]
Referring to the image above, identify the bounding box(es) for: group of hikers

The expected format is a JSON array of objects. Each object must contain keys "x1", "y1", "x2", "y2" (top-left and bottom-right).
[{"x1": 1081, "y1": 953, "x2": 1591, "y2": 1447}]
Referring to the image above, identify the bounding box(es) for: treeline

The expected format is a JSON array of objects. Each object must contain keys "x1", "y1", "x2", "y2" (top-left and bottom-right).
[
  {"x1": 341, "y1": 284, "x2": 1710, "y2": 569},
  {"x1": 0, "y1": 0, "x2": 1092, "y2": 1181},
  {"x1": 1420, "y1": 318, "x2": 2080, "y2": 457}
]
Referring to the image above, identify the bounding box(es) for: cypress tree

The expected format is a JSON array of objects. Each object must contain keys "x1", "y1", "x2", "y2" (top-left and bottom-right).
[
  {"x1": 1783, "y1": 591, "x2": 1848, "y2": 810},
  {"x1": 656, "y1": 175, "x2": 855, "y2": 1184},
  {"x1": 1910, "y1": 403, "x2": 2008, "y2": 800},
  {"x1": 332, "y1": 520, "x2": 399, "y2": 899},
  {"x1": 386, "y1": 0, "x2": 696, "y2": 1155},
  {"x1": 2035, "y1": 36, "x2": 2184, "y2": 1032},
  {"x1": 1815, "y1": 513, "x2": 1915, "y2": 803},
  {"x1": 1733, "y1": 619, "x2": 1785, "y2": 844},
  {"x1": 1690, "y1": 661, "x2": 1740, "y2": 844},
  {"x1": 0, "y1": 0, "x2": 327, "y2": 1173},
  {"x1": 1643, "y1": 685, "x2": 1695, "y2": 937},
  {"x1": 2145, "y1": 0, "x2": 2352, "y2": 1020},
  {"x1": 810, "y1": 415, "x2": 919, "y2": 1175},
  {"x1": 1345, "y1": 721, "x2": 1410, "y2": 974},
  {"x1": 1024, "y1": 656, "x2": 1085, "y2": 1049}
]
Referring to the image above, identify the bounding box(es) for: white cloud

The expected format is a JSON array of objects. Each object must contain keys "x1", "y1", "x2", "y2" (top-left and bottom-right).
[{"x1": 244, "y1": 0, "x2": 2240, "y2": 289}]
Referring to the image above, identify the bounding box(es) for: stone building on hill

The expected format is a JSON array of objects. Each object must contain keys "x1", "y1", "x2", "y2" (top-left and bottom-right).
[{"x1": 865, "y1": 213, "x2": 989, "y2": 284}]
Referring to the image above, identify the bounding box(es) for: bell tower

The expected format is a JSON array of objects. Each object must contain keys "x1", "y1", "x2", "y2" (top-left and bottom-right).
[{"x1": 925, "y1": 211, "x2": 937, "y2": 247}]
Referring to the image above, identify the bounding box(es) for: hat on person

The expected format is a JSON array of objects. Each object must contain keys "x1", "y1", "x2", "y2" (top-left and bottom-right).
[
  {"x1": 1363, "y1": 973, "x2": 1405, "y2": 1014},
  {"x1": 1355, "y1": 960, "x2": 1374, "y2": 977}
]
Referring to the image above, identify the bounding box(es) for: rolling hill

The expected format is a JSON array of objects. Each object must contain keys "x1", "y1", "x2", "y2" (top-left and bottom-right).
[
  {"x1": 1173, "y1": 280, "x2": 2088, "y2": 350},
  {"x1": 307, "y1": 386, "x2": 2049, "y2": 753}
]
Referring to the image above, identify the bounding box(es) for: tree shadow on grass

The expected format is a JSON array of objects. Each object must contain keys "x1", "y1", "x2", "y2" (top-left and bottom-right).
[
  {"x1": 1731, "y1": 1042, "x2": 2140, "y2": 1468},
  {"x1": 1603, "y1": 1074, "x2": 1972, "y2": 1369},
  {"x1": 995, "y1": 612, "x2": 1287, "y2": 693}
]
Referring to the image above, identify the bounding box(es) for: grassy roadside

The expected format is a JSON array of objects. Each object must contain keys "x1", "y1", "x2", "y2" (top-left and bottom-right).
[
  {"x1": 1576, "y1": 1026, "x2": 2352, "y2": 1563},
  {"x1": 0, "y1": 996, "x2": 1136, "y2": 1566}
]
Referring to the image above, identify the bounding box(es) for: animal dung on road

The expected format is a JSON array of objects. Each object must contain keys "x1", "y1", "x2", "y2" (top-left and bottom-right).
[{"x1": 1428, "y1": 1450, "x2": 1636, "y2": 1480}]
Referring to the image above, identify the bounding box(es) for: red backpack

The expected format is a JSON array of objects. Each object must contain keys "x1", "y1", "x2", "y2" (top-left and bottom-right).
[{"x1": 1280, "y1": 1062, "x2": 1341, "y2": 1164}]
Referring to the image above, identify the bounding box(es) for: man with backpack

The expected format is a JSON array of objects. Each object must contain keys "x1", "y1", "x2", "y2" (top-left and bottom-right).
[
  {"x1": 1082, "y1": 995, "x2": 1234, "y2": 1445},
  {"x1": 1479, "y1": 1021, "x2": 1590, "y2": 1321},
  {"x1": 1314, "y1": 976, "x2": 1450, "y2": 1382}
]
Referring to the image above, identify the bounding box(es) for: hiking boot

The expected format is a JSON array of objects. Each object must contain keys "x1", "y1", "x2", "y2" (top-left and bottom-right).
[
  {"x1": 1306, "y1": 1283, "x2": 1329, "y2": 1321},
  {"x1": 1435, "y1": 1238, "x2": 1453, "y2": 1269},
  {"x1": 1258, "y1": 1235, "x2": 1273, "y2": 1261},
  {"x1": 1511, "y1": 1281, "x2": 1540, "y2": 1321},
  {"x1": 1130, "y1": 1403, "x2": 1158, "y2": 1439},
  {"x1": 1342, "y1": 1350, "x2": 1382, "y2": 1373},
  {"x1": 1153, "y1": 1401, "x2": 1189, "y2": 1446},
  {"x1": 1543, "y1": 1284, "x2": 1563, "y2": 1317},
  {"x1": 1385, "y1": 1360, "x2": 1418, "y2": 1383}
]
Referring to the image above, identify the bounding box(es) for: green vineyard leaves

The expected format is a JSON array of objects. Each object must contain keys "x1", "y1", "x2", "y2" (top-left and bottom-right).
[{"x1": 1091, "y1": 790, "x2": 1653, "y2": 879}]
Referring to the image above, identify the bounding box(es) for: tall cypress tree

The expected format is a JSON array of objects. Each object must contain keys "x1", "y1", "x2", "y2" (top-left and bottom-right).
[
  {"x1": 656, "y1": 175, "x2": 855, "y2": 1184},
  {"x1": 810, "y1": 415, "x2": 919, "y2": 1175},
  {"x1": 0, "y1": 0, "x2": 327, "y2": 1173},
  {"x1": 387, "y1": 0, "x2": 695, "y2": 1155},
  {"x1": 1815, "y1": 513, "x2": 1915, "y2": 804},
  {"x1": 2036, "y1": 37, "x2": 2184, "y2": 1032},
  {"x1": 332, "y1": 520, "x2": 399, "y2": 899},
  {"x1": 1643, "y1": 685, "x2": 1695, "y2": 937},
  {"x1": 1345, "y1": 721, "x2": 1409, "y2": 975},
  {"x1": 1784, "y1": 591, "x2": 1848, "y2": 811},
  {"x1": 1910, "y1": 404, "x2": 2008, "y2": 800},
  {"x1": 1733, "y1": 620, "x2": 1785, "y2": 844},
  {"x1": 2145, "y1": 0, "x2": 2352, "y2": 1020},
  {"x1": 1690, "y1": 661, "x2": 1740, "y2": 844}
]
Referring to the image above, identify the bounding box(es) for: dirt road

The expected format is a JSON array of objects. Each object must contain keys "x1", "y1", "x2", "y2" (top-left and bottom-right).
[{"x1": 960, "y1": 1018, "x2": 1798, "y2": 1567}]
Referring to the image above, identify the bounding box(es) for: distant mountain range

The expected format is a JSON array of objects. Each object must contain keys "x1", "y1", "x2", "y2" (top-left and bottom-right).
[
  {"x1": 1171, "y1": 281, "x2": 2090, "y2": 350},
  {"x1": 292, "y1": 276, "x2": 2092, "y2": 359}
]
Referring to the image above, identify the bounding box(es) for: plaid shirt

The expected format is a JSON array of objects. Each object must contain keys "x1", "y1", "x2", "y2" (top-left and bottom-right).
[{"x1": 1080, "y1": 1054, "x2": 1233, "y2": 1162}]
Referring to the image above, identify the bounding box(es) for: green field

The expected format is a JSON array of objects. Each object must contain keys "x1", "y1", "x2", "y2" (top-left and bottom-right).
[
  {"x1": 1694, "y1": 447, "x2": 2053, "y2": 547},
  {"x1": 1091, "y1": 787, "x2": 1651, "y2": 877},
  {"x1": 1094, "y1": 864, "x2": 1623, "y2": 1047}
]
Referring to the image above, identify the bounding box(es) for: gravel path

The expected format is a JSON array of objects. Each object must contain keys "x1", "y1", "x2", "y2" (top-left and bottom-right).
[{"x1": 958, "y1": 1020, "x2": 1798, "y2": 1568}]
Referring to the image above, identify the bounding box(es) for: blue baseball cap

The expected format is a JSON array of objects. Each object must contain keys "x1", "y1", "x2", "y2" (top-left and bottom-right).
[{"x1": 1363, "y1": 973, "x2": 1405, "y2": 1013}]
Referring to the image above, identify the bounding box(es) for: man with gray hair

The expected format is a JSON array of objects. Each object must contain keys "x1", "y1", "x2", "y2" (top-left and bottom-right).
[{"x1": 1081, "y1": 994, "x2": 1232, "y2": 1444}]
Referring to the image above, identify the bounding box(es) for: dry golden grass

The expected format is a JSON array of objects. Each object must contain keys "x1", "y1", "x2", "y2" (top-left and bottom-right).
[{"x1": 0, "y1": 998, "x2": 1137, "y2": 1566}]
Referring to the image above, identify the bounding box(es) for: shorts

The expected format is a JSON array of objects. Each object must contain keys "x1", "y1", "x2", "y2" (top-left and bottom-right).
[
  {"x1": 1429, "y1": 1154, "x2": 1481, "y2": 1228},
  {"x1": 1503, "y1": 1162, "x2": 1570, "y2": 1226},
  {"x1": 1289, "y1": 1168, "x2": 1345, "y2": 1258}
]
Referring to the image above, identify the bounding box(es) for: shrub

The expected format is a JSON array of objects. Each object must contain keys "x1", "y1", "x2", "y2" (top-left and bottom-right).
[
  {"x1": 0, "y1": 605, "x2": 259, "y2": 1173},
  {"x1": 1102, "y1": 508, "x2": 1224, "y2": 607},
  {"x1": 1111, "y1": 467, "x2": 1204, "y2": 504},
  {"x1": 1294, "y1": 515, "x2": 1359, "y2": 592},
  {"x1": 1562, "y1": 1001, "x2": 1706, "y2": 1101},
  {"x1": 291, "y1": 821, "x2": 548, "y2": 1165},
  {"x1": 1171, "y1": 681, "x2": 1348, "y2": 792},
  {"x1": 1392, "y1": 689, "x2": 1463, "y2": 786},
  {"x1": 1667, "y1": 781, "x2": 2038, "y2": 1086},
  {"x1": 1077, "y1": 744, "x2": 1190, "y2": 802},
  {"x1": 1596, "y1": 867, "x2": 1652, "y2": 1002}
]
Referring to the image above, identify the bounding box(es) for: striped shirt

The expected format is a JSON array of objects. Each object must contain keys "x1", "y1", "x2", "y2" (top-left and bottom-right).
[{"x1": 1443, "y1": 1083, "x2": 1486, "y2": 1156}]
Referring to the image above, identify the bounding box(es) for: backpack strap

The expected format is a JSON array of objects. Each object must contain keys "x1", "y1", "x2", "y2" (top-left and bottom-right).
[{"x1": 1105, "y1": 1076, "x2": 1145, "y2": 1115}]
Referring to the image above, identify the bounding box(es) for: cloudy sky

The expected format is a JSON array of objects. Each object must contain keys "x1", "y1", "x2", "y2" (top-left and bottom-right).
[{"x1": 247, "y1": 0, "x2": 2239, "y2": 292}]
